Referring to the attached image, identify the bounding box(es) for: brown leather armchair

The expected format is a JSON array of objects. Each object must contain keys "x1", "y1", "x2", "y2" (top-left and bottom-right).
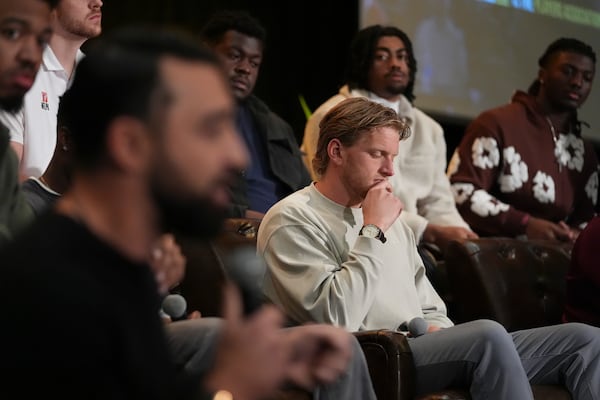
[
  {"x1": 443, "y1": 237, "x2": 574, "y2": 400},
  {"x1": 175, "y1": 218, "x2": 469, "y2": 400}
]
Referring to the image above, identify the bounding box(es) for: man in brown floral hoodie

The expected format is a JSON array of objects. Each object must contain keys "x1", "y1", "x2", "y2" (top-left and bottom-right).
[{"x1": 449, "y1": 38, "x2": 598, "y2": 241}]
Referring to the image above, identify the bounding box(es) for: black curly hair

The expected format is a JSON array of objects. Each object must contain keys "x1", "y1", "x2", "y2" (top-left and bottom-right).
[
  {"x1": 201, "y1": 10, "x2": 266, "y2": 48},
  {"x1": 345, "y1": 25, "x2": 417, "y2": 103}
]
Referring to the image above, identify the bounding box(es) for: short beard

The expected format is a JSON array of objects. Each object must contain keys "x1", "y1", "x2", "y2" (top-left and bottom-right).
[
  {"x1": 385, "y1": 83, "x2": 407, "y2": 97},
  {"x1": 0, "y1": 95, "x2": 24, "y2": 113},
  {"x1": 151, "y1": 181, "x2": 227, "y2": 240},
  {"x1": 57, "y1": 13, "x2": 101, "y2": 39}
]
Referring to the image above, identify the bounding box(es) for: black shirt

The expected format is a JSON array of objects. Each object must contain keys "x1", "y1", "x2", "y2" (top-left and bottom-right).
[{"x1": 0, "y1": 212, "x2": 200, "y2": 399}]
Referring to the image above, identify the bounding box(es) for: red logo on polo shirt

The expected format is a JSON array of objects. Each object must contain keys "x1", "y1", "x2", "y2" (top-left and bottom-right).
[{"x1": 41, "y1": 91, "x2": 49, "y2": 111}]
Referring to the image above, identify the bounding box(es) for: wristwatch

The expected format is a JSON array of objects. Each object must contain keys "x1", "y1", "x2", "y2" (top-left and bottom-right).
[{"x1": 359, "y1": 224, "x2": 387, "y2": 243}]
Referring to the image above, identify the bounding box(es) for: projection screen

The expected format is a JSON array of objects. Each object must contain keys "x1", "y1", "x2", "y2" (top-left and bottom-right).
[{"x1": 360, "y1": 0, "x2": 600, "y2": 142}]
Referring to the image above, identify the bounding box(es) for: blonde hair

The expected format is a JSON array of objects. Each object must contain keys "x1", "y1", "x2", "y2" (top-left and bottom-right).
[{"x1": 312, "y1": 97, "x2": 410, "y2": 177}]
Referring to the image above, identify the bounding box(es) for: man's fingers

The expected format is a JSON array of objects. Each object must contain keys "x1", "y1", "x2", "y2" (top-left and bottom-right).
[
  {"x1": 466, "y1": 229, "x2": 479, "y2": 239},
  {"x1": 551, "y1": 222, "x2": 572, "y2": 241},
  {"x1": 557, "y1": 221, "x2": 576, "y2": 241},
  {"x1": 309, "y1": 344, "x2": 351, "y2": 385},
  {"x1": 368, "y1": 179, "x2": 394, "y2": 194},
  {"x1": 281, "y1": 325, "x2": 351, "y2": 388}
]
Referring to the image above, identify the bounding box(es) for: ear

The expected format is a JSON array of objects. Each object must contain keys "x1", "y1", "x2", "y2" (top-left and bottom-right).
[
  {"x1": 537, "y1": 68, "x2": 546, "y2": 85},
  {"x1": 327, "y1": 138, "x2": 345, "y2": 167},
  {"x1": 105, "y1": 116, "x2": 152, "y2": 173}
]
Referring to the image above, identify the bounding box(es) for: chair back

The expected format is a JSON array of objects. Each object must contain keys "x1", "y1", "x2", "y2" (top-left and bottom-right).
[
  {"x1": 444, "y1": 238, "x2": 572, "y2": 331},
  {"x1": 175, "y1": 218, "x2": 262, "y2": 317}
]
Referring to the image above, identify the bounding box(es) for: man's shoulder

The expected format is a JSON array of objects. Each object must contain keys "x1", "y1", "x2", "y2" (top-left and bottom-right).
[
  {"x1": 261, "y1": 187, "x2": 323, "y2": 229},
  {"x1": 0, "y1": 108, "x2": 24, "y2": 141},
  {"x1": 259, "y1": 187, "x2": 340, "y2": 251},
  {"x1": 21, "y1": 177, "x2": 41, "y2": 191},
  {"x1": 0, "y1": 213, "x2": 128, "y2": 297},
  {"x1": 245, "y1": 95, "x2": 294, "y2": 132},
  {"x1": 411, "y1": 106, "x2": 442, "y2": 127},
  {"x1": 0, "y1": 215, "x2": 85, "y2": 296},
  {"x1": 475, "y1": 100, "x2": 525, "y2": 124},
  {"x1": 411, "y1": 107, "x2": 446, "y2": 143},
  {"x1": 246, "y1": 95, "x2": 283, "y2": 121},
  {"x1": 245, "y1": 95, "x2": 269, "y2": 113},
  {"x1": 265, "y1": 187, "x2": 313, "y2": 216},
  {"x1": 309, "y1": 93, "x2": 350, "y2": 121},
  {"x1": 0, "y1": 126, "x2": 20, "y2": 195},
  {"x1": 2, "y1": 213, "x2": 68, "y2": 254},
  {"x1": 41, "y1": 45, "x2": 63, "y2": 72}
]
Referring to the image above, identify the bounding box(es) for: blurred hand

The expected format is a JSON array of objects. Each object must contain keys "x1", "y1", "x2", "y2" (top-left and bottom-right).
[
  {"x1": 149, "y1": 233, "x2": 186, "y2": 295},
  {"x1": 362, "y1": 180, "x2": 403, "y2": 232},
  {"x1": 422, "y1": 224, "x2": 478, "y2": 253},
  {"x1": 282, "y1": 324, "x2": 352, "y2": 390},
  {"x1": 558, "y1": 221, "x2": 579, "y2": 243},
  {"x1": 203, "y1": 284, "x2": 288, "y2": 400},
  {"x1": 526, "y1": 217, "x2": 574, "y2": 242},
  {"x1": 161, "y1": 310, "x2": 202, "y2": 325},
  {"x1": 567, "y1": 225, "x2": 581, "y2": 242}
]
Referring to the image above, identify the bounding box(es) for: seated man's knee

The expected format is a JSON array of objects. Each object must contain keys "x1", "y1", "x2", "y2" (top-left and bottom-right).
[
  {"x1": 560, "y1": 322, "x2": 600, "y2": 349},
  {"x1": 468, "y1": 319, "x2": 513, "y2": 349}
]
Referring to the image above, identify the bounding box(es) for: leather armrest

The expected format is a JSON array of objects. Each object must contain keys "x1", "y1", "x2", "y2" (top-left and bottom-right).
[
  {"x1": 353, "y1": 329, "x2": 415, "y2": 400},
  {"x1": 354, "y1": 330, "x2": 471, "y2": 400}
]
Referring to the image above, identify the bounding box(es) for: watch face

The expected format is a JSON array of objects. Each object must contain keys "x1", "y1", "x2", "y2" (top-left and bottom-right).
[{"x1": 362, "y1": 225, "x2": 380, "y2": 237}]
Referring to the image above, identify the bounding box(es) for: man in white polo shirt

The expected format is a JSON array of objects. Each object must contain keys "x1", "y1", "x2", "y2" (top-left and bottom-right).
[{"x1": 0, "y1": 0, "x2": 102, "y2": 179}]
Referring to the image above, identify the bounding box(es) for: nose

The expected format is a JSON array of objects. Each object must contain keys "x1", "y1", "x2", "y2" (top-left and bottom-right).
[
  {"x1": 390, "y1": 55, "x2": 407, "y2": 70},
  {"x1": 381, "y1": 156, "x2": 394, "y2": 177},
  {"x1": 90, "y1": 0, "x2": 103, "y2": 9},
  {"x1": 570, "y1": 72, "x2": 583, "y2": 88},
  {"x1": 234, "y1": 58, "x2": 251, "y2": 75}
]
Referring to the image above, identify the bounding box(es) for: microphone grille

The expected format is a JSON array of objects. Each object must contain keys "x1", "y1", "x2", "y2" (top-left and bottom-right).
[
  {"x1": 161, "y1": 294, "x2": 187, "y2": 319},
  {"x1": 408, "y1": 317, "x2": 428, "y2": 337}
]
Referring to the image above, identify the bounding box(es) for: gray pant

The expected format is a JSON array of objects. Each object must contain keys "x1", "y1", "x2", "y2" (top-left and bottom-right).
[
  {"x1": 165, "y1": 318, "x2": 377, "y2": 400},
  {"x1": 409, "y1": 319, "x2": 600, "y2": 399}
]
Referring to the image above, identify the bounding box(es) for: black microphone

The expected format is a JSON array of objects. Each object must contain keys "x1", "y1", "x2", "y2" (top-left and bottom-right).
[
  {"x1": 400, "y1": 317, "x2": 428, "y2": 337},
  {"x1": 220, "y1": 245, "x2": 267, "y2": 316},
  {"x1": 161, "y1": 293, "x2": 188, "y2": 322}
]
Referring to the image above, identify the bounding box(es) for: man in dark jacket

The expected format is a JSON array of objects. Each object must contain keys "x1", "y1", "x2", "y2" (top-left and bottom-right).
[{"x1": 202, "y1": 10, "x2": 311, "y2": 218}]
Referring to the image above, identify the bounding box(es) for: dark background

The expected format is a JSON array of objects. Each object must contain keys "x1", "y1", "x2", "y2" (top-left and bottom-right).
[{"x1": 97, "y1": 0, "x2": 498, "y2": 163}]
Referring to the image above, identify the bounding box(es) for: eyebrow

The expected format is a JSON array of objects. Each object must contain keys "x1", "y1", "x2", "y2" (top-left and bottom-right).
[
  {"x1": 0, "y1": 17, "x2": 52, "y2": 37},
  {"x1": 375, "y1": 46, "x2": 407, "y2": 54},
  {"x1": 0, "y1": 16, "x2": 33, "y2": 25},
  {"x1": 229, "y1": 45, "x2": 262, "y2": 58},
  {"x1": 561, "y1": 61, "x2": 595, "y2": 74}
]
